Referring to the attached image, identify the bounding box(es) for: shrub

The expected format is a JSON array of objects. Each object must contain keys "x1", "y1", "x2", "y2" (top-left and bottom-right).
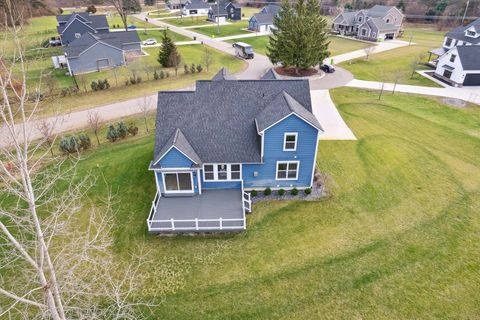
[
  {"x1": 136, "y1": 76, "x2": 142, "y2": 83},
  {"x1": 106, "y1": 125, "x2": 118, "y2": 142},
  {"x1": 61, "y1": 87, "x2": 69, "y2": 97},
  {"x1": 184, "y1": 64, "x2": 189, "y2": 74},
  {"x1": 90, "y1": 80, "x2": 98, "y2": 91},
  {"x1": 264, "y1": 187, "x2": 271, "y2": 196},
  {"x1": 196, "y1": 64, "x2": 203, "y2": 73},
  {"x1": 166, "y1": 71, "x2": 170, "y2": 78},
  {"x1": 290, "y1": 188, "x2": 299, "y2": 196},
  {"x1": 153, "y1": 70, "x2": 159, "y2": 80},
  {"x1": 160, "y1": 70, "x2": 165, "y2": 79},
  {"x1": 103, "y1": 79, "x2": 110, "y2": 89},
  {"x1": 117, "y1": 122, "x2": 128, "y2": 139},
  {"x1": 190, "y1": 63, "x2": 196, "y2": 74},
  {"x1": 304, "y1": 188, "x2": 312, "y2": 195},
  {"x1": 78, "y1": 133, "x2": 91, "y2": 150},
  {"x1": 129, "y1": 76, "x2": 137, "y2": 85},
  {"x1": 250, "y1": 189, "x2": 257, "y2": 197},
  {"x1": 278, "y1": 188, "x2": 285, "y2": 196},
  {"x1": 128, "y1": 124, "x2": 139, "y2": 136},
  {"x1": 59, "y1": 136, "x2": 78, "y2": 154},
  {"x1": 97, "y1": 80, "x2": 105, "y2": 90}
]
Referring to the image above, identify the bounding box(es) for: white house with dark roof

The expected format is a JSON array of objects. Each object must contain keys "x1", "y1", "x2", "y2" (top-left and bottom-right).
[
  {"x1": 248, "y1": 4, "x2": 281, "y2": 33},
  {"x1": 63, "y1": 31, "x2": 141, "y2": 75},
  {"x1": 433, "y1": 46, "x2": 480, "y2": 87},
  {"x1": 56, "y1": 12, "x2": 109, "y2": 45},
  {"x1": 332, "y1": 5, "x2": 403, "y2": 42},
  {"x1": 146, "y1": 68, "x2": 323, "y2": 233},
  {"x1": 181, "y1": 0, "x2": 211, "y2": 16}
]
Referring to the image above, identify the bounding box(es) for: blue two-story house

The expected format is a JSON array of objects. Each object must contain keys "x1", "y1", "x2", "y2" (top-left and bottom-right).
[{"x1": 147, "y1": 68, "x2": 323, "y2": 233}]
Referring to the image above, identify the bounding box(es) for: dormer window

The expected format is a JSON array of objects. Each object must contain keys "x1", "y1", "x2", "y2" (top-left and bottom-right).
[
  {"x1": 283, "y1": 133, "x2": 297, "y2": 151},
  {"x1": 450, "y1": 54, "x2": 456, "y2": 63},
  {"x1": 386, "y1": 18, "x2": 390, "y2": 23},
  {"x1": 466, "y1": 30, "x2": 476, "y2": 37},
  {"x1": 445, "y1": 37, "x2": 452, "y2": 46},
  {"x1": 75, "y1": 33, "x2": 81, "y2": 38}
]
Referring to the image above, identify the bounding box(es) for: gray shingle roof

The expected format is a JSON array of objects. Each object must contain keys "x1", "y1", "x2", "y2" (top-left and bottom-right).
[
  {"x1": 252, "y1": 13, "x2": 275, "y2": 25},
  {"x1": 63, "y1": 31, "x2": 140, "y2": 57},
  {"x1": 367, "y1": 5, "x2": 395, "y2": 17},
  {"x1": 211, "y1": 67, "x2": 236, "y2": 81},
  {"x1": 456, "y1": 45, "x2": 480, "y2": 70},
  {"x1": 184, "y1": 0, "x2": 211, "y2": 10},
  {"x1": 260, "y1": 69, "x2": 280, "y2": 80},
  {"x1": 445, "y1": 18, "x2": 480, "y2": 45},
  {"x1": 261, "y1": 4, "x2": 280, "y2": 15},
  {"x1": 155, "y1": 128, "x2": 202, "y2": 165},
  {"x1": 56, "y1": 13, "x2": 108, "y2": 34},
  {"x1": 154, "y1": 72, "x2": 317, "y2": 164},
  {"x1": 255, "y1": 91, "x2": 322, "y2": 132},
  {"x1": 341, "y1": 11, "x2": 356, "y2": 25},
  {"x1": 367, "y1": 17, "x2": 398, "y2": 32}
]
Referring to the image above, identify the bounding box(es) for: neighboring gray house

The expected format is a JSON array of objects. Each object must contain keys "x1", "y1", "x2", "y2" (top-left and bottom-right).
[
  {"x1": 167, "y1": 0, "x2": 184, "y2": 10},
  {"x1": 332, "y1": 5, "x2": 403, "y2": 42},
  {"x1": 56, "y1": 12, "x2": 109, "y2": 45},
  {"x1": 63, "y1": 31, "x2": 141, "y2": 75},
  {"x1": 248, "y1": 4, "x2": 281, "y2": 33},
  {"x1": 208, "y1": 1, "x2": 242, "y2": 23}
]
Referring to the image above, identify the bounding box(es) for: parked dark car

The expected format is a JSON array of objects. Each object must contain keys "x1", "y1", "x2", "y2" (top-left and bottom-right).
[
  {"x1": 127, "y1": 24, "x2": 137, "y2": 29},
  {"x1": 320, "y1": 64, "x2": 335, "y2": 73}
]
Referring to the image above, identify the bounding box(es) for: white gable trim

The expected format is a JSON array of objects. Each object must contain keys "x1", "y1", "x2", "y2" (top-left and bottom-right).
[
  {"x1": 61, "y1": 16, "x2": 95, "y2": 35},
  {"x1": 260, "y1": 112, "x2": 322, "y2": 134},
  {"x1": 153, "y1": 145, "x2": 199, "y2": 166}
]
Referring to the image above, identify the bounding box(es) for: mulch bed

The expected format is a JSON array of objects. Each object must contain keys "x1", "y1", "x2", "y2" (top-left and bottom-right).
[{"x1": 274, "y1": 66, "x2": 318, "y2": 77}]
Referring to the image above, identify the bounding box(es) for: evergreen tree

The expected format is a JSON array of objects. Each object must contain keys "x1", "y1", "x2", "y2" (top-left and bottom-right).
[
  {"x1": 267, "y1": 0, "x2": 330, "y2": 75},
  {"x1": 396, "y1": 0, "x2": 406, "y2": 12},
  {"x1": 158, "y1": 30, "x2": 177, "y2": 67}
]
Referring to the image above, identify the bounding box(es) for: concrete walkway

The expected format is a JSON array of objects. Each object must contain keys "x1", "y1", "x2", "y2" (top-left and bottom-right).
[
  {"x1": 346, "y1": 79, "x2": 480, "y2": 104},
  {"x1": 311, "y1": 90, "x2": 356, "y2": 140}
]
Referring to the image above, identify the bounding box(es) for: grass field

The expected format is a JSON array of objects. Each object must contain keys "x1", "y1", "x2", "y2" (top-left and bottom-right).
[
  {"x1": 339, "y1": 24, "x2": 445, "y2": 87},
  {"x1": 162, "y1": 16, "x2": 212, "y2": 27},
  {"x1": 240, "y1": 6, "x2": 261, "y2": 18},
  {"x1": 226, "y1": 35, "x2": 372, "y2": 56},
  {"x1": 192, "y1": 20, "x2": 251, "y2": 37},
  {"x1": 21, "y1": 87, "x2": 480, "y2": 318},
  {"x1": 137, "y1": 28, "x2": 191, "y2": 42}
]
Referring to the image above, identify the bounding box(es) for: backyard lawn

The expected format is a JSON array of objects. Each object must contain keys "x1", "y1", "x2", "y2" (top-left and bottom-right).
[
  {"x1": 339, "y1": 25, "x2": 445, "y2": 87},
  {"x1": 162, "y1": 16, "x2": 211, "y2": 27},
  {"x1": 226, "y1": 35, "x2": 372, "y2": 56},
  {"x1": 192, "y1": 20, "x2": 251, "y2": 37},
  {"x1": 17, "y1": 87, "x2": 479, "y2": 318},
  {"x1": 137, "y1": 28, "x2": 191, "y2": 42}
]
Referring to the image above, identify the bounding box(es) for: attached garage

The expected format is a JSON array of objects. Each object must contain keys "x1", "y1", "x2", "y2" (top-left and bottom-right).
[{"x1": 463, "y1": 73, "x2": 480, "y2": 86}]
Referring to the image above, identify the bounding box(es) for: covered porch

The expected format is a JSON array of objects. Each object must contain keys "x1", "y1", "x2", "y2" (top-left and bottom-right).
[{"x1": 147, "y1": 189, "x2": 251, "y2": 233}]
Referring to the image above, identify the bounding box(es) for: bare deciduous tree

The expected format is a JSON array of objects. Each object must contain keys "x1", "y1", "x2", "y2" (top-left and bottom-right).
[
  {"x1": 137, "y1": 94, "x2": 152, "y2": 133},
  {"x1": 364, "y1": 46, "x2": 374, "y2": 60},
  {"x1": 392, "y1": 69, "x2": 403, "y2": 94},
  {"x1": 0, "y1": 2, "x2": 158, "y2": 318},
  {"x1": 35, "y1": 119, "x2": 56, "y2": 156},
  {"x1": 110, "y1": 0, "x2": 129, "y2": 31},
  {"x1": 203, "y1": 47, "x2": 213, "y2": 72},
  {"x1": 87, "y1": 111, "x2": 103, "y2": 145}
]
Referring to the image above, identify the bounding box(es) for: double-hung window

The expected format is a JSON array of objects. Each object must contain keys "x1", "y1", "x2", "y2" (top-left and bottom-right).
[
  {"x1": 276, "y1": 161, "x2": 299, "y2": 180},
  {"x1": 203, "y1": 164, "x2": 242, "y2": 181},
  {"x1": 283, "y1": 133, "x2": 297, "y2": 151},
  {"x1": 450, "y1": 54, "x2": 456, "y2": 63}
]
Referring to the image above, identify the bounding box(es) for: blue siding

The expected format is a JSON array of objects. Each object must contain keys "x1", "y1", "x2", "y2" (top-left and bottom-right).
[
  {"x1": 158, "y1": 147, "x2": 194, "y2": 168},
  {"x1": 243, "y1": 114, "x2": 318, "y2": 189},
  {"x1": 155, "y1": 170, "x2": 201, "y2": 195},
  {"x1": 248, "y1": 17, "x2": 258, "y2": 31},
  {"x1": 201, "y1": 174, "x2": 242, "y2": 190}
]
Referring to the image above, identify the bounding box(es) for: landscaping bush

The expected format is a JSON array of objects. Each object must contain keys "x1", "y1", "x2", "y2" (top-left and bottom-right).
[
  {"x1": 278, "y1": 188, "x2": 285, "y2": 196},
  {"x1": 59, "y1": 136, "x2": 78, "y2": 154},
  {"x1": 128, "y1": 124, "x2": 139, "y2": 136},
  {"x1": 184, "y1": 64, "x2": 189, "y2": 74},
  {"x1": 250, "y1": 189, "x2": 257, "y2": 197},
  {"x1": 117, "y1": 122, "x2": 128, "y2": 139},
  {"x1": 190, "y1": 63, "x2": 196, "y2": 74},
  {"x1": 153, "y1": 71, "x2": 159, "y2": 80},
  {"x1": 166, "y1": 71, "x2": 170, "y2": 78},
  {"x1": 264, "y1": 187, "x2": 272, "y2": 196},
  {"x1": 290, "y1": 188, "x2": 299, "y2": 196},
  {"x1": 91, "y1": 79, "x2": 109, "y2": 91},
  {"x1": 78, "y1": 134, "x2": 91, "y2": 150},
  {"x1": 304, "y1": 188, "x2": 312, "y2": 195},
  {"x1": 90, "y1": 80, "x2": 98, "y2": 91},
  {"x1": 160, "y1": 70, "x2": 165, "y2": 79},
  {"x1": 106, "y1": 125, "x2": 119, "y2": 142},
  {"x1": 196, "y1": 64, "x2": 203, "y2": 73}
]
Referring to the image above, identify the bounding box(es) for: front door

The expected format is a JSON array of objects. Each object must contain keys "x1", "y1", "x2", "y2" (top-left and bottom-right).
[
  {"x1": 443, "y1": 70, "x2": 452, "y2": 79},
  {"x1": 163, "y1": 172, "x2": 194, "y2": 194}
]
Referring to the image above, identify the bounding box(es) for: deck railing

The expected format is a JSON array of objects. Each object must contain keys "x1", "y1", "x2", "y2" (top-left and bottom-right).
[{"x1": 147, "y1": 217, "x2": 245, "y2": 232}]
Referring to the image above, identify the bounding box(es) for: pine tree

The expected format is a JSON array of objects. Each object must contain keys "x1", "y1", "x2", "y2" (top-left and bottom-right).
[
  {"x1": 267, "y1": 0, "x2": 330, "y2": 75},
  {"x1": 158, "y1": 30, "x2": 175, "y2": 67}
]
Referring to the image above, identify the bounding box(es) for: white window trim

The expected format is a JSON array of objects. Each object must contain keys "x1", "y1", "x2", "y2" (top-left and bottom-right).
[
  {"x1": 162, "y1": 172, "x2": 195, "y2": 194},
  {"x1": 203, "y1": 164, "x2": 242, "y2": 182},
  {"x1": 283, "y1": 132, "x2": 298, "y2": 151},
  {"x1": 275, "y1": 161, "x2": 300, "y2": 181}
]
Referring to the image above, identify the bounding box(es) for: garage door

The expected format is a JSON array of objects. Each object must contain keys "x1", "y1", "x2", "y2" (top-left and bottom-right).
[
  {"x1": 463, "y1": 73, "x2": 480, "y2": 86},
  {"x1": 96, "y1": 59, "x2": 110, "y2": 70},
  {"x1": 385, "y1": 33, "x2": 395, "y2": 40}
]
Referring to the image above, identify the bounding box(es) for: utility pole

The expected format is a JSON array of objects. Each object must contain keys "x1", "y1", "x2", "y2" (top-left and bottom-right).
[{"x1": 462, "y1": 0, "x2": 470, "y2": 24}]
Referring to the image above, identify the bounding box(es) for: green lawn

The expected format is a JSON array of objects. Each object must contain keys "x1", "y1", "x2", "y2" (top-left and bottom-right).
[
  {"x1": 108, "y1": 15, "x2": 158, "y2": 29},
  {"x1": 137, "y1": 29, "x2": 191, "y2": 42},
  {"x1": 162, "y1": 16, "x2": 212, "y2": 27},
  {"x1": 226, "y1": 35, "x2": 372, "y2": 57},
  {"x1": 192, "y1": 20, "x2": 251, "y2": 38},
  {"x1": 20, "y1": 87, "x2": 480, "y2": 318},
  {"x1": 339, "y1": 24, "x2": 446, "y2": 87},
  {"x1": 240, "y1": 6, "x2": 261, "y2": 18}
]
